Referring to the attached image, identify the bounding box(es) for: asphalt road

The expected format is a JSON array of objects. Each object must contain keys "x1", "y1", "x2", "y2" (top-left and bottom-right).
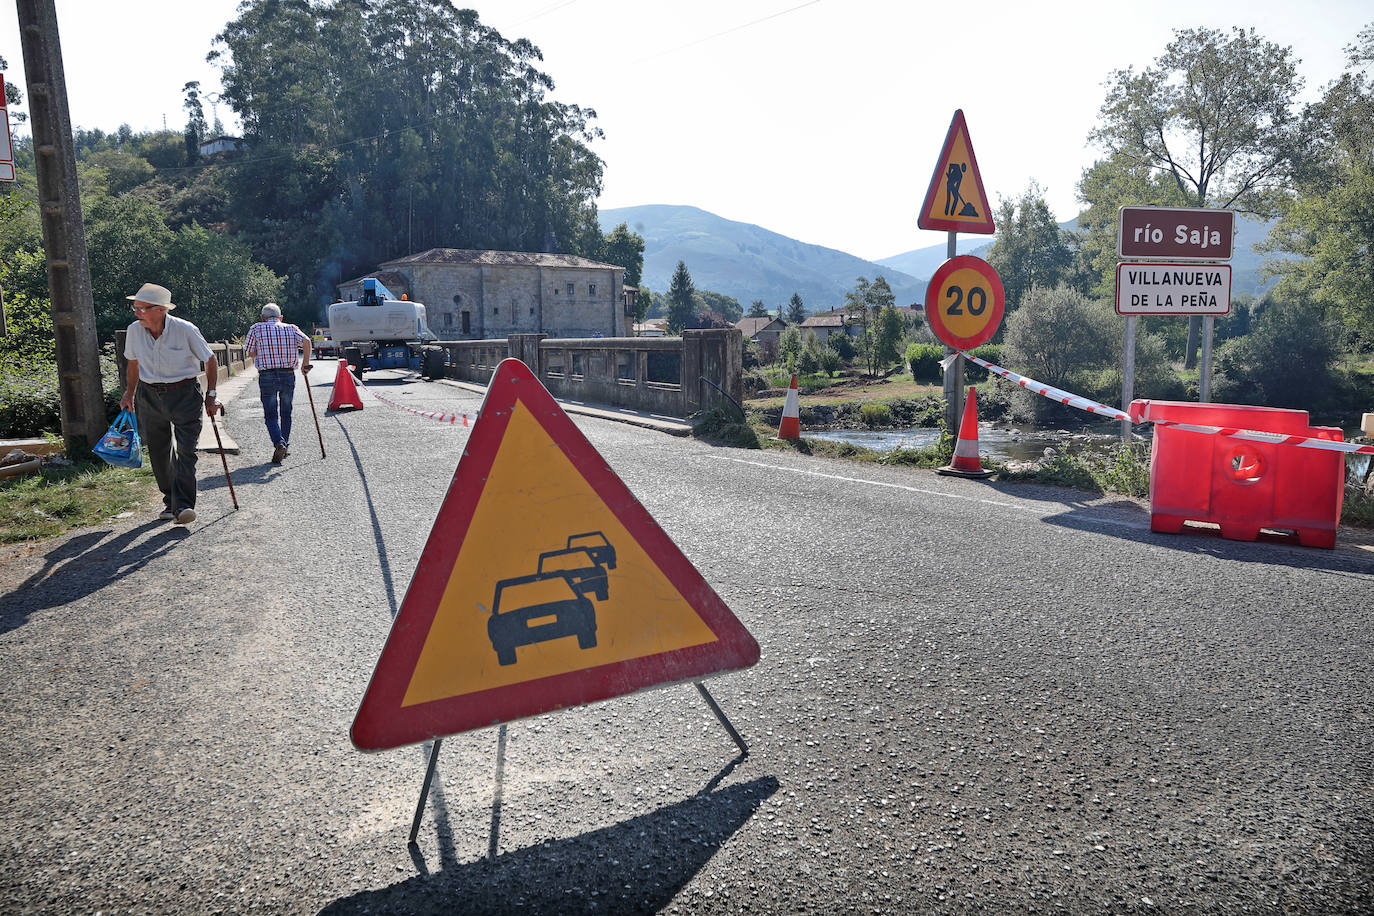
[{"x1": 2, "y1": 362, "x2": 1372, "y2": 915}]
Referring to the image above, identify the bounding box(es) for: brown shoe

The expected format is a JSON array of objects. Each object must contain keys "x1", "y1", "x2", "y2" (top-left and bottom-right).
[{"x1": 271, "y1": 444, "x2": 286, "y2": 464}]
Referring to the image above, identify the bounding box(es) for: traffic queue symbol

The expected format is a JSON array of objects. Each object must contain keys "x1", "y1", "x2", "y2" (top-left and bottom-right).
[
  {"x1": 485, "y1": 532, "x2": 616, "y2": 667},
  {"x1": 351, "y1": 358, "x2": 760, "y2": 752},
  {"x1": 917, "y1": 109, "x2": 995, "y2": 234},
  {"x1": 924, "y1": 254, "x2": 1006, "y2": 351}
]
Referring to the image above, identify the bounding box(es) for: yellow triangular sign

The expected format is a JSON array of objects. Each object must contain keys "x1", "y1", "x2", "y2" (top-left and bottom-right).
[
  {"x1": 352, "y1": 359, "x2": 760, "y2": 751},
  {"x1": 917, "y1": 109, "x2": 995, "y2": 234}
]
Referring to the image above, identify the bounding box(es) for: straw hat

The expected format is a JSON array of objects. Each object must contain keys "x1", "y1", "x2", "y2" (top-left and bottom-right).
[{"x1": 126, "y1": 283, "x2": 176, "y2": 310}]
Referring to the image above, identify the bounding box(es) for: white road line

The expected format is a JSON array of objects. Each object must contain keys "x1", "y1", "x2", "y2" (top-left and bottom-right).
[{"x1": 703, "y1": 454, "x2": 1034, "y2": 512}]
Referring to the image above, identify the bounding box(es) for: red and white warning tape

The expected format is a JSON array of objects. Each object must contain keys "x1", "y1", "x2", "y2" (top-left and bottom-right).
[
  {"x1": 944, "y1": 351, "x2": 1131, "y2": 421},
  {"x1": 943, "y1": 351, "x2": 1374, "y2": 457},
  {"x1": 353, "y1": 376, "x2": 477, "y2": 427}
]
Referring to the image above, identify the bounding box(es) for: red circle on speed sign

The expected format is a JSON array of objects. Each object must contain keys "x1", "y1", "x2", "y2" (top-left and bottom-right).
[{"x1": 924, "y1": 255, "x2": 1005, "y2": 350}]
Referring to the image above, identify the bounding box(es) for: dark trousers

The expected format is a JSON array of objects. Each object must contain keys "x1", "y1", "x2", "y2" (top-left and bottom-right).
[
  {"x1": 258, "y1": 368, "x2": 296, "y2": 447},
  {"x1": 136, "y1": 382, "x2": 203, "y2": 511}
]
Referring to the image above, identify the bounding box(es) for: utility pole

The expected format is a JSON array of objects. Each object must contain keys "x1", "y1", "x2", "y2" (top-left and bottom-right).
[{"x1": 16, "y1": 0, "x2": 106, "y2": 450}]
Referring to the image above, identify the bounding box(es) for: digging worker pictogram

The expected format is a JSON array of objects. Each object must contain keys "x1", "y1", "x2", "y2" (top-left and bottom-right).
[{"x1": 244, "y1": 303, "x2": 313, "y2": 464}]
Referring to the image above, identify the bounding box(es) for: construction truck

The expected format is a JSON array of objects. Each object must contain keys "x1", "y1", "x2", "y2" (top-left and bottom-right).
[{"x1": 326, "y1": 277, "x2": 440, "y2": 379}]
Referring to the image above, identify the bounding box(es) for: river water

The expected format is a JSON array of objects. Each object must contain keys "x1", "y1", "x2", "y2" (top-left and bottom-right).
[
  {"x1": 804, "y1": 424, "x2": 1126, "y2": 463},
  {"x1": 806, "y1": 424, "x2": 1374, "y2": 477}
]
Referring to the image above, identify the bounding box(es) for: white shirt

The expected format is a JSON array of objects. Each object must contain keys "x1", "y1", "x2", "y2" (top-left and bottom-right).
[{"x1": 124, "y1": 315, "x2": 214, "y2": 384}]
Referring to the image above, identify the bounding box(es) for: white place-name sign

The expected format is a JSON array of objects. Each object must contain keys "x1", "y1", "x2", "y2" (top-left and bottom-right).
[{"x1": 1114, "y1": 263, "x2": 1231, "y2": 316}]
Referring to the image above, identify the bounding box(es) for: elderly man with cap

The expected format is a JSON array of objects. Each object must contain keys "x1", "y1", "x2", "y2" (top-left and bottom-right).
[
  {"x1": 243, "y1": 302, "x2": 312, "y2": 464},
  {"x1": 119, "y1": 283, "x2": 219, "y2": 525}
]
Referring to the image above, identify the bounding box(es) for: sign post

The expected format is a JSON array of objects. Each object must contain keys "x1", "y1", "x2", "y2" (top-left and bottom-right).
[
  {"x1": 918, "y1": 110, "x2": 996, "y2": 436},
  {"x1": 1116, "y1": 206, "x2": 1235, "y2": 433}
]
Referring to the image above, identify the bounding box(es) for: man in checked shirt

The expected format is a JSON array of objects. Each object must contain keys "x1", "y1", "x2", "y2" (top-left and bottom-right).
[{"x1": 244, "y1": 303, "x2": 313, "y2": 464}]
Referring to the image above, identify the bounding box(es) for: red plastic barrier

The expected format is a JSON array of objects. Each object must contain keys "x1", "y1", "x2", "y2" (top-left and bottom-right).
[{"x1": 1128, "y1": 400, "x2": 1345, "y2": 548}]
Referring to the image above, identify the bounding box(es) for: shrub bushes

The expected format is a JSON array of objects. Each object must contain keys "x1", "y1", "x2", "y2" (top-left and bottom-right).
[
  {"x1": 907, "y1": 343, "x2": 944, "y2": 382},
  {"x1": 859, "y1": 403, "x2": 892, "y2": 427}
]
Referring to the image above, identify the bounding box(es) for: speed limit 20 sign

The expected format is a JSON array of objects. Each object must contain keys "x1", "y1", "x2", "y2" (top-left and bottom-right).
[{"x1": 923, "y1": 255, "x2": 1005, "y2": 350}]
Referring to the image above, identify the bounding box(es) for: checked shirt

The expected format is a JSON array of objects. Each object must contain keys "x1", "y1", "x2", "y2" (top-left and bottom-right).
[{"x1": 245, "y1": 319, "x2": 309, "y2": 370}]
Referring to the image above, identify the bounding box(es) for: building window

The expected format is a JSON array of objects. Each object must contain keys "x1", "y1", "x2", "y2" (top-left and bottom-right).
[
  {"x1": 529, "y1": 307, "x2": 535, "y2": 316},
  {"x1": 566, "y1": 282, "x2": 574, "y2": 296},
  {"x1": 461, "y1": 311, "x2": 471, "y2": 334},
  {"x1": 553, "y1": 286, "x2": 558, "y2": 296},
  {"x1": 588, "y1": 283, "x2": 597, "y2": 297},
  {"x1": 443, "y1": 313, "x2": 453, "y2": 327},
  {"x1": 493, "y1": 306, "x2": 499, "y2": 315}
]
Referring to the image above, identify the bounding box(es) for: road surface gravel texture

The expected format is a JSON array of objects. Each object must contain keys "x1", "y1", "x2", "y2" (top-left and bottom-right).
[{"x1": 2, "y1": 362, "x2": 1372, "y2": 915}]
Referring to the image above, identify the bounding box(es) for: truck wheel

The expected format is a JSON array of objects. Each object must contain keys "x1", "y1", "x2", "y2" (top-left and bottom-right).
[
  {"x1": 344, "y1": 347, "x2": 365, "y2": 380},
  {"x1": 421, "y1": 347, "x2": 446, "y2": 380}
]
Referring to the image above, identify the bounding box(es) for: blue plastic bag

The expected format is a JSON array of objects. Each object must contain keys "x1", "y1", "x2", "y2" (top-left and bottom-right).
[{"x1": 93, "y1": 408, "x2": 143, "y2": 468}]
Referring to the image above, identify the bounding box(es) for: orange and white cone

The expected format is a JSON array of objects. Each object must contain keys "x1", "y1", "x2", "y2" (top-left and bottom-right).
[
  {"x1": 326, "y1": 356, "x2": 365, "y2": 411},
  {"x1": 776, "y1": 374, "x2": 801, "y2": 439},
  {"x1": 938, "y1": 387, "x2": 993, "y2": 478}
]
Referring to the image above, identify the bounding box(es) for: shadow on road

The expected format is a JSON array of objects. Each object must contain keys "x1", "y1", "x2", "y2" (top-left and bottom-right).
[
  {"x1": 1, "y1": 522, "x2": 189, "y2": 634},
  {"x1": 334, "y1": 418, "x2": 401, "y2": 618},
  {"x1": 319, "y1": 774, "x2": 778, "y2": 916},
  {"x1": 1043, "y1": 505, "x2": 1374, "y2": 574}
]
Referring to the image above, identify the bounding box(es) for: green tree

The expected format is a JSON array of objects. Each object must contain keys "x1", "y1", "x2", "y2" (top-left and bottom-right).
[
  {"x1": 777, "y1": 325, "x2": 802, "y2": 370},
  {"x1": 698, "y1": 289, "x2": 743, "y2": 323},
  {"x1": 1213, "y1": 301, "x2": 1343, "y2": 409},
  {"x1": 874, "y1": 305, "x2": 905, "y2": 369},
  {"x1": 786, "y1": 292, "x2": 806, "y2": 324},
  {"x1": 182, "y1": 81, "x2": 208, "y2": 164},
  {"x1": 987, "y1": 183, "x2": 1074, "y2": 312},
  {"x1": 632, "y1": 288, "x2": 652, "y2": 330},
  {"x1": 1003, "y1": 285, "x2": 1119, "y2": 421},
  {"x1": 600, "y1": 222, "x2": 646, "y2": 287},
  {"x1": 1084, "y1": 26, "x2": 1304, "y2": 365},
  {"x1": 211, "y1": 0, "x2": 606, "y2": 312},
  {"x1": 1261, "y1": 24, "x2": 1374, "y2": 339},
  {"x1": 1, "y1": 54, "x2": 24, "y2": 123},
  {"x1": 747, "y1": 299, "x2": 770, "y2": 318},
  {"x1": 666, "y1": 261, "x2": 696, "y2": 334}
]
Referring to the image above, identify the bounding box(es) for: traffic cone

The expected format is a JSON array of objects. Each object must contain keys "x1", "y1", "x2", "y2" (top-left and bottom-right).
[
  {"x1": 327, "y1": 357, "x2": 364, "y2": 411},
  {"x1": 776, "y1": 375, "x2": 801, "y2": 439},
  {"x1": 938, "y1": 387, "x2": 993, "y2": 478}
]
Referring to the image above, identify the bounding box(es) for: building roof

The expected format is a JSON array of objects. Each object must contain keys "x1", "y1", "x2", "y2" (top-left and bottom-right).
[
  {"x1": 336, "y1": 271, "x2": 411, "y2": 295},
  {"x1": 800, "y1": 313, "x2": 845, "y2": 328},
  {"x1": 380, "y1": 248, "x2": 625, "y2": 271},
  {"x1": 735, "y1": 316, "x2": 784, "y2": 336}
]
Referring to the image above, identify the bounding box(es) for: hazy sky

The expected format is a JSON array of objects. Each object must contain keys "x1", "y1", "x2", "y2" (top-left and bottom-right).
[{"x1": 2, "y1": 0, "x2": 1369, "y2": 261}]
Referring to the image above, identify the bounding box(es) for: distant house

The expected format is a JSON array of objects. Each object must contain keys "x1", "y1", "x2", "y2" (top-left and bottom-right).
[
  {"x1": 198, "y1": 135, "x2": 244, "y2": 157},
  {"x1": 735, "y1": 316, "x2": 786, "y2": 360},
  {"x1": 338, "y1": 248, "x2": 629, "y2": 339},
  {"x1": 634, "y1": 318, "x2": 668, "y2": 337},
  {"x1": 800, "y1": 309, "x2": 857, "y2": 341}
]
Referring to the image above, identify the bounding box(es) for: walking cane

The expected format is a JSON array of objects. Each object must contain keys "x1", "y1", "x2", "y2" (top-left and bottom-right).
[
  {"x1": 208, "y1": 403, "x2": 239, "y2": 510},
  {"x1": 302, "y1": 365, "x2": 326, "y2": 459}
]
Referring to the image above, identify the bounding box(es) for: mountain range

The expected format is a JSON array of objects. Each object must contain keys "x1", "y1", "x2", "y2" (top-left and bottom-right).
[{"x1": 599, "y1": 205, "x2": 1278, "y2": 312}]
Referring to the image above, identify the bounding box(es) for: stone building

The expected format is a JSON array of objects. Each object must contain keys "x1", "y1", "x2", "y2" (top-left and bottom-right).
[{"x1": 337, "y1": 249, "x2": 631, "y2": 340}]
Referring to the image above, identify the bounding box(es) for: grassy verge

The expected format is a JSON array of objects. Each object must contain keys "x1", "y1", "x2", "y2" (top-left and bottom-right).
[{"x1": 0, "y1": 459, "x2": 161, "y2": 544}]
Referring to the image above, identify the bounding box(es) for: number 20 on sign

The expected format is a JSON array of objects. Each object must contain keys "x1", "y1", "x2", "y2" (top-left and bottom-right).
[{"x1": 923, "y1": 255, "x2": 1005, "y2": 350}]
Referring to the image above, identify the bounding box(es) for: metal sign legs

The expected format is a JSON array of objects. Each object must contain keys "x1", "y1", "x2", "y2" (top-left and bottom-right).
[{"x1": 406, "y1": 680, "x2": 750, "y2": 846}]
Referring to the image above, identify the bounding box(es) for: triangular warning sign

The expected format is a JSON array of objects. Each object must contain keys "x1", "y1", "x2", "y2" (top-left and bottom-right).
[
  {"x1": 351, "y1": 358, "x2": 760, "y2": 751},
  {"x1": 917, "y1": 109, "x2": 995, "y2": 234}
]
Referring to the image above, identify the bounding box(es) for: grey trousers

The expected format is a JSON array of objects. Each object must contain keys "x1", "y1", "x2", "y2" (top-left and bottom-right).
[{"x1": 136, "y1": 381, "x2": 203, "y2": 512}]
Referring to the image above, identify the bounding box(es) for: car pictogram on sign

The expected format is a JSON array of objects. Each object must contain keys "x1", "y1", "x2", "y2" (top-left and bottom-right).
[
  {"x1": 537, "y1": 545, "x2": 611, "y2": 601},
  {"x1": 566, "y1": 531, "x2": 617, "y2": 570},
  {"x1": 486, "y1": 571, "x2": 599, "y2": 667}
]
